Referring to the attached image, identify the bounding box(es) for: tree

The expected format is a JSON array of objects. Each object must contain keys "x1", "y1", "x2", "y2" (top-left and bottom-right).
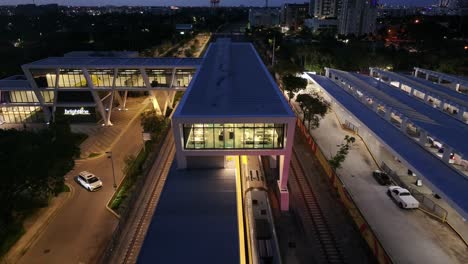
[
  {"x1": 296, "y1": 93, "x2": 329, "y2": 129},
  {"x1": 141, "y1": 109, "x2": 169, "y2": 141},
  {"x1": 282, "y1": 75, "x2": 307, "y2": 101},
  {"x1": 329, "y1": 135, "x2": 356, "y2": 170}
]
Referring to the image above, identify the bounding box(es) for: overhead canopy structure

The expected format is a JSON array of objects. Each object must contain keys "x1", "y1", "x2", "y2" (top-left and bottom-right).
[
  {"x1": 371, "y1": 68, "x2": 468, "y2": 110},
  {"x1": 327, "y1": 68, "x2": 468, "y2": 160},
  {"x1": 308, "y1": 73, "x2": 468, "y2": 220}
]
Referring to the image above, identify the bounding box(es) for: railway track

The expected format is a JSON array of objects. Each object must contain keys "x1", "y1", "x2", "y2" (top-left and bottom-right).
[
  {"x1": 121, "y1": 132, "x2": 175, "y2": 264},
  {"x1": 290, "y1": 149, "x2": 345, "y2": 264}
]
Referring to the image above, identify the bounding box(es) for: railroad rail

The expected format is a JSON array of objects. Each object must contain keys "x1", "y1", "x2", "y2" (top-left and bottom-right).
[
  {"x1": 290, "y1": 149, "x2": 345, "y2": 264},
  {"x1": 121, "y1": 132, "x2": 175, "y2": 264}
]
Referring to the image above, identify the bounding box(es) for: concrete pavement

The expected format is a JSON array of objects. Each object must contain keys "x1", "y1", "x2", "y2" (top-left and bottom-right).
[
  {"x1": 13, "y1": 98, "x2": 148, "y2": 264},
  {"x1": 291, "y1": 94, "x2": 467, "y2": 263}
]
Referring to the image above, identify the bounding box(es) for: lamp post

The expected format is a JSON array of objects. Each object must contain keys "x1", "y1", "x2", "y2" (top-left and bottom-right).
[{"x1": 106, "y1": 151, "x2": 117, "y2": 189}]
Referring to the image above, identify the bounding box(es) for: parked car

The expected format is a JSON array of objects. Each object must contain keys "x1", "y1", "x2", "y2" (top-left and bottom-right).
[
  {"x1": 372, "y1": 170, "x2": 391, "y2": 185},
  {"x1": 387, "y1": 186, "x2": 419, "y2": 209},
  {"x1": 77, "y1": 171, "x2": 103, "y2": 191}
]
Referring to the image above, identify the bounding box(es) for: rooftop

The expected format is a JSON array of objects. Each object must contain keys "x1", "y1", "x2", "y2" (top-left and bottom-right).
[
  {"x1": 371, "y1": 68, "x2": 468, "y2": 109},
  {"x1": 23, "y1": 57, "x2": 203, "y2": 69},
  {"x1": 138, "y1": 165, "x2": 239, "y2": 263},
  {"x1": 308, "y1": 74, "x2": 468, "y2": 219},
  {"x1": 328, "y1": 69, "x2": 468, "y2": 158},
  {"x1": 175, "y1": 39, "x2": 294, "y2": 118}
]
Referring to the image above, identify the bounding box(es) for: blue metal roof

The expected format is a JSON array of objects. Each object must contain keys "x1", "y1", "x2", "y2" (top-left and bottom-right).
[
  {"x1": 329, "y1": 69, "x2": 468, "y2": 159},
  {"x1": 138, "y1": 163, "x2": 240, "y2": 263},
  {"x1": 23, "y1": 57, "x2": 203, "y2": 68},
  {"x1": 371, "y1": 68, "x2": 468, "y2": 108},
  {"x1": 308, "y1": 74, "x2": 468, "y2": 219},
  {"x1": 175, "y1": 39, "x2": 294, "y2": 118}
]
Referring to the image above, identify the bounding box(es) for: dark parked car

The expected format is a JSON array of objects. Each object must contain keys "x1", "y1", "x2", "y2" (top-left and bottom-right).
[{"x1": 373, "y1": 170, "x2": 391, "y2": 185}]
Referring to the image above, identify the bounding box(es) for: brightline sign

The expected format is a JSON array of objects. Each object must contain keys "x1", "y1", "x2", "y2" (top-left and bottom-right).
[{"x1": 64, "y1": 107, "x2": 91, "y2": 116}]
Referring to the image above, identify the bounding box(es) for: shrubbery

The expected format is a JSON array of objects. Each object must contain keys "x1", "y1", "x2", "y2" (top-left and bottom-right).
[{"x1": 0, "y1": 121, "x2": 83, "y2": 257}]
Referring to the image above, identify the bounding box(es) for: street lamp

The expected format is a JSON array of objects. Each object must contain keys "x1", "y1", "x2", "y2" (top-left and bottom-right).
[{"x1": 106, "y1": 151, "x2": 117, "y2": 189}]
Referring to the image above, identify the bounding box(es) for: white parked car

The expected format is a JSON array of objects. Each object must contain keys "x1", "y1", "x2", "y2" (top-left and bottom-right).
[
  {"x1": 77, "y1": 171, "x2": 103, "y2": 191},
  {"x1": 387, "y1": 186, "x2": 419, "y2": 209}
]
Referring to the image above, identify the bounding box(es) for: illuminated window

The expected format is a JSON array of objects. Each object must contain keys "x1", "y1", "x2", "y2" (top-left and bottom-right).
[{"x1": 182, "y1": 123, "x2": 285, "y2": 150}]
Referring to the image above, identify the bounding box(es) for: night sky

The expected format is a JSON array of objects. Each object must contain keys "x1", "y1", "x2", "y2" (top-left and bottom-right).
[{"x1": 1, "y1": 0, "x2": 438, "y2": 7}]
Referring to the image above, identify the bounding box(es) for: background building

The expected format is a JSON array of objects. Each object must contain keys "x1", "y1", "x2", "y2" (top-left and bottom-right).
[
  {"x1": 304, "y1": 17, "x2": 338, "y2": 32},
  {"x1": 314, "y1": 0, "x2": 340, "y2": 18},
  {"x1": 281, "y1": 3, "x2": 309, "y2": 30},
  {"x1": 338, "y1": 0, "x2": 377, "y2": 36},
  {"x1": 249, "y1": 8, "x2": 281, "y2": 27}
]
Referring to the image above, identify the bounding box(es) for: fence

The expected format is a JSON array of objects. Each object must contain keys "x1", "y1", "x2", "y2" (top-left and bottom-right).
[
  {"x1": 381, "y1": 162, "x2": 448, "y2": 222},
  {"x1": 100, "y1": 124, "x2": 172, "y2": 262},
  {"x1": 409, "y1": 188, "x2": 448, "y2": 222},
  {"x1": 296, "y1": 119, "x2": 393, "y2": 264}
]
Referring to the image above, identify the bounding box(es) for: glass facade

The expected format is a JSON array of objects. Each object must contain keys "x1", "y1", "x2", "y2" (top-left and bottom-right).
[
  {"x1": 88, "y1": 69, "x2": 114, "y2": 87},
  {"x1": 175, "y1": 69, "x2": 195, "y2": 87},
  {"x1": 31, "y1": 69, "x2": 56, "y2": 88},
  {"x1": 116, "y1": 69, "x2": 145, "y2": 87},
  {"x1": 146, "y1": 69, "x2": 172, "y2": 87},
  {"x1": 0, "y1": 91, "x2": 39, "y2": 103},
  {"x1": 183, "y1": 123, "x2": 285, "y2": 150},
  {"x1": 0, "y1": 106, "x2": 43, "y2": 123},
  {"x1": 58, "y1": 69, "x2": 87, "y2": 88}
]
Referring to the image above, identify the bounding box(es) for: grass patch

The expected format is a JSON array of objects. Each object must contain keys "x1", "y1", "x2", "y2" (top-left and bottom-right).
[
  {"x1": 62, "y1": 184, "x2": 70, "y2": 192},
  {"x1": 0, "y1": 222, "x2": 25, "y2": 259},
  {"x1": 88, "y1": 152, "x2": 100, "y2": 158}
]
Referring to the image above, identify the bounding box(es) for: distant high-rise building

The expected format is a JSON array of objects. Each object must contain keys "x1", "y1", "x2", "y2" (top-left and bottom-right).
[
  {"x1": 281, "y1": 3, "x2": 309, "y2": 29},
  {"x1": 440, "y1": 0, "x2": 468, "y2": 8},
  {"x1": 249, "y1": 8, "x2": 281, "y2": 27},
  {"x1": 314, "y1": 0, "x2": 340, "y2": 18},
  {"x1": 309, "y1": 0, "x2": 315, "y2": 16},
  {"x1": 338, "y1": 0, "x2": 377, "y2": 36}
]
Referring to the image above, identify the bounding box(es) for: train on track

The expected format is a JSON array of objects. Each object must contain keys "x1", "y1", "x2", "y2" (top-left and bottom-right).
[{"x1": 242, "y1": 156, "x2": 281, "y2": 264}]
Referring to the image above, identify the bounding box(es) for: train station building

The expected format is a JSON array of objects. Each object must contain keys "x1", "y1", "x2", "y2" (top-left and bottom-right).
[
  {"x1": 0, "y1": 51, "x2": 201, "y2": 125},
  {"x1": 172, "y1": 39, "x2": 296, "y2": 210},
  {"x1": 0, "y1": 39, "x2": 296, "y2": 211}
]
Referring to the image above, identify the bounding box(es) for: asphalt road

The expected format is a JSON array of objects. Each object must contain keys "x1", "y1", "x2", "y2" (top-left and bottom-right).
[{"x1": 18, "y1": 113, "x2": 144, "y2": 264}]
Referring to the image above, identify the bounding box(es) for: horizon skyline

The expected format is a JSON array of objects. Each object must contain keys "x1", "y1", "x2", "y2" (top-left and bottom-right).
[{"x1": 1, "y1": 0, "x2": 438, "y2": 7}]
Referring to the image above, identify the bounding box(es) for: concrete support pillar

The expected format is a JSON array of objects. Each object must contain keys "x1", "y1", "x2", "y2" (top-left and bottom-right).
[
  {"x1": 425, "y1": 73, "x2": 429, "y2": 80},
  {"x1": 457, "y1": 107, "x2": 465, "y2": 120},
  {"x1": 419, "y1": 130, "x2": 427, "y2": 145},
  {"x1": 401, "y1": 117, "x2": 408, "y2": 134},
  {"x1": 442, "y1": 146, "x2": 453, "y2": 163},
  {"x1": 372, "y1": 101, "x2": 379, "y2": 112},
  {"x1": 278, "y1": 119, "x2": 296, "y2": 211},
  {"x1": 437, "y1": 77, "x2": 442, "y2": 84},
  {"x1": 455, "y1": 83, "x2": 460, "y2": 92},
  {"x1": 369, "y1": 68, "x2": 374, "y2": 77},
  {"x1": 82, "y1": 68, "x2": 110, "y2": 125},
  {"x1": 172, "y1": 121, "x2": 187, "y2": 169},
  {"x1": 325, "y1": 68, "x2": 331, "y2": 78},
  {"x1": 385, "y1": 107, "x2": 392, "y2": 121},
  {"x1": 414, "y1": 68, "x2": 419, "y2": 77},
  {"x1": 278, "y1": 155, "x2": 290, "y2": 211},
  {"x1": 439, "y1": 99, "x2": 446, "y2": 110}
]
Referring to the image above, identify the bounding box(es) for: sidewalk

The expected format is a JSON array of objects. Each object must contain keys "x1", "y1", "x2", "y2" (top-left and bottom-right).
[{"x1": 74, "y1": 97, "x2": 149, "y2": 159}]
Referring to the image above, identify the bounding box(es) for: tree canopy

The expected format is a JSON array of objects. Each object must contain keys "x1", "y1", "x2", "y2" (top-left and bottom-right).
[
  {"x1": 282, "y1": 75, "x2": 307, "y2": 101},
  {"x1": 296, "y1": 93, "x2": 330, "y2": 129}
]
